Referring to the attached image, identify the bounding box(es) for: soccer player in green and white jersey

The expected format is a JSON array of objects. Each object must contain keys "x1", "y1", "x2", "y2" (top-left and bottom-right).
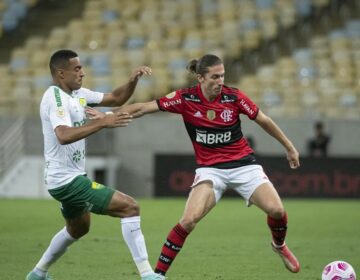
[{"x1": 25, "y1": 50, "x2": 162, "y2": 280}]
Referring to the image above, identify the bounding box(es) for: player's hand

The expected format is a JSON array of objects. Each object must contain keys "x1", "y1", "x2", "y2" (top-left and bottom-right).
[
  {"x1": 101, "y1": 112, "x2": 133, "y2": 128},
  {"x1": 85, "y1": 107, "x2": 105, "y2": 120},
  {"x1": 85, "y1": 107, "x2": 132, "y2": 127},
  {"x1": 105, "y1": 111, "x2": 133, "y2": 128},
  {"x1": 286, "y1": 149, "x2": 300, "y2": 169},
  {"x1": 130, "y1": 66, "x2": 152, "y2": 82}
]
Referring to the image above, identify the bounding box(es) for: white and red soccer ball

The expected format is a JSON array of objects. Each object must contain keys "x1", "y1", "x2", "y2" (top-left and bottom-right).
[{"x1": 322, "y1": 260, "x2": 356, "y2": 280}]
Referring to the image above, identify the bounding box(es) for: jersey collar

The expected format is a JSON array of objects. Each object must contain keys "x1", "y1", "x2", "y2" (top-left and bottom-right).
[
  {"x1": 53, "y1": 85, "x2": 73, "y2": 97},
  {"x1": 197, "y1": 83, "x2": 222, "y2": 104}
]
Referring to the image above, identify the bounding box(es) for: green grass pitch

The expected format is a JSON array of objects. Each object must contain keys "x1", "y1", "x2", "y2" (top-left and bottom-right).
[{"x1": 0, "y1": 198, "x2": 359, "y2": 279}]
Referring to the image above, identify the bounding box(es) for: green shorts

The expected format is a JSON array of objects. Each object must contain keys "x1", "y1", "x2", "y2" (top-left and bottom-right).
[{"x1": 48, "y1": 175, "x2": 115, "y2": 219}]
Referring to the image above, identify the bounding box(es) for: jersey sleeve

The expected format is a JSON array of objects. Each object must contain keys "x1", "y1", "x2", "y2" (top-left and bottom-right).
[
  {"x1": 156, "y1": 90, "x2": 184, "y2": 114},
  {"x1": 237, "y1": 90, "x2": 259, "y2": 120},
  {"x1": 80, "y1": 87, "x2": 104, "y2": 105},
  {"x1": 47, "y1": 92, "x2": 72, "y2": 130}
]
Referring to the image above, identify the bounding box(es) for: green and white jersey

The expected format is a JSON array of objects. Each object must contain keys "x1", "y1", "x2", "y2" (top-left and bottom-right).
[{"x1": 40, "y1": 85, "x2": 104, "y2": 189}]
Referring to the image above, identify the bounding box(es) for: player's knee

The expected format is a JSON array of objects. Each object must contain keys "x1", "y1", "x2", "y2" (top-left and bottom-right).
[
  {"x1": 108, "y1": 192, "x2": 140, "y2": 217},
  {"x1": 78, "y1": 225, "x2": 90, "y2": 237},
  {"x1": 268, "y1": 205, "x2": 285, "y2": 219},
  {"x1": 68, "y1": 224, "x2": 90, "y2": 239},
  {"x1": 117, "y1": 200, "x2": 140, "y2": 218},
  {"x1": 127, "y1": 200, "x2": 140, "y2": 217}
]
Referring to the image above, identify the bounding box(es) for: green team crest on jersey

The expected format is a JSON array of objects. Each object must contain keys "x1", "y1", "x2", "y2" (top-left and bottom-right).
[{"x1": 72, "y1": 150, "x2": 85, "y2": 163}]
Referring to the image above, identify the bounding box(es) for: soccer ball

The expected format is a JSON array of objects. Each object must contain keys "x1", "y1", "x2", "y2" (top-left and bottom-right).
[{"x1": 322, "y1": 260, "x2": 356, "y2": 280}]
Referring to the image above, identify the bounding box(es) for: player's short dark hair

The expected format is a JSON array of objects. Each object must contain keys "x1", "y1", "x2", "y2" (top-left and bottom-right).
[
  {"x1": 186, "y1": 54, "x2": 223, "y2": 76},
  {"x1": 49, "y1": 49, "x2": 78, "y2": 75}
]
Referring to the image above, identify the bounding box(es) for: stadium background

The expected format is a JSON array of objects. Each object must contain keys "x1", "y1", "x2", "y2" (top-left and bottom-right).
[
  {"x1": 0, "y1": 0, "x2": 359, "y2": 279},
  {"x1": 0, "y1": 0, "x2": 359, "y2": 198}
]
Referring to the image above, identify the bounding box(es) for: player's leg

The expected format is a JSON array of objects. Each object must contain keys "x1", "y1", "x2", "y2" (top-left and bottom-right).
[
  {"x1": 106, "y1": 190, "x2": 158, "y2": 279},
  {"x1": 26, "y1": 212, "x2": 89, "y2": 280},
  {"x1": 180, "y1": 181, "x2": 217, "y2": 232},
  {"x1": 26, "y1": 177, "x2": 94, "y2": 280},
  {"x1": 249, "y1": 182, "x2": 300, "y2": 273},
  {"x1": 231, "y1": 165, "x2": 289, "y2": 246},
  {"x1": 155, "y1": 181, "x2": 217, "y2": 276},
  {"x1": 250, "y1": 182, "x2": 286, "y2": 243}
]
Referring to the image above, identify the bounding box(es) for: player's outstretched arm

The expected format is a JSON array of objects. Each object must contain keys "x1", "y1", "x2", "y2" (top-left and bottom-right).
[
  {"x1": 119, "y1": 100, "x2": 159, "y2": 118},
  {"x1": 254, "y1": 110, "x2": 300, "y2": 169},
  {"x1": 55, "y1": 112, "x2": 132, "y2": 145},
  {"x1": 99, "y1": 66, "x2": 152, "y2": 107},
  {"x1": 85, "y1": 100, "x2": 160, "y2": 120}
]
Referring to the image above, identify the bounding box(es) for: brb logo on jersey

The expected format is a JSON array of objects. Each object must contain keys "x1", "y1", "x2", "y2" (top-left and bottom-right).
[{"x1": 196, "y1": 129, "x2": 232, "y2": 145}]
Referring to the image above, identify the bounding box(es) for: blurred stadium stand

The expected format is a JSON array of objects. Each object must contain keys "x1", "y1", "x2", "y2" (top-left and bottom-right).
[
  {"x1": 0, "y1": 0, "x2": 39, "y2": 36},
  {"x1": 0, "y1": 0, "x2": 359, "y2": 197},
  {"x1": 0, "y1": 0, "x2": 358, "y2": 118}
]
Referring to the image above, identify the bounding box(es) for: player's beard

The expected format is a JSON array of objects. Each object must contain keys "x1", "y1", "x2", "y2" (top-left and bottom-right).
[
  {"x1": 214, "y1": 85, "x2": 222, "y2": 94},
  {"x1": 74, "y1": 79, "x2": 82, "y2": 90}
]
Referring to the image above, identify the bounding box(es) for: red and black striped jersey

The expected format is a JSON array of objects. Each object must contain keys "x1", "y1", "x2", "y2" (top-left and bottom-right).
[{"x1": 156, "y1": 84, "x2": 259, "y2": 167}]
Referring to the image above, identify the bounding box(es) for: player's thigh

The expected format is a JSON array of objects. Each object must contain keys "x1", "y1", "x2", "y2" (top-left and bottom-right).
[
  {"x1": 106, "y1": 190, "x2": 139, "y2": 218},
  {"x1": 249, "y1": 182, "x2": 284, "y2": 217},
  {"x1": 181, "y1": 181, "x2": 216, "y2": 224}
]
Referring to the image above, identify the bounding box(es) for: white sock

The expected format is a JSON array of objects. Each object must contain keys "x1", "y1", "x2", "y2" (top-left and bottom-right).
[
  {"x1": 272, "y1": 241, "x2": 286, "y2": 248},
  {"x1": 121, "y1": 216, "x2": 153, "y2": 277},
  {"x1": 34, "y1": 227, "x2": 77, "y2": 274}
]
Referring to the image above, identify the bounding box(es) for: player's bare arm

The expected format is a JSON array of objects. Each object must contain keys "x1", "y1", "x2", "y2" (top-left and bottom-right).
[
  {"x1": 119, "y1": 100, "x2": 159, "y2": 118},
  {"x1": 55, "y1": 113, "x2": 132, "y2": 145},
  {"x1": 85, "y1": 100, "x2": 160, "y2": 120},
  {"x1": 99, "y1": 66, "x2": 152, "y2": 107},
  {"x1": 254, "y1": 110, "x2": 300, "y2": 169}
]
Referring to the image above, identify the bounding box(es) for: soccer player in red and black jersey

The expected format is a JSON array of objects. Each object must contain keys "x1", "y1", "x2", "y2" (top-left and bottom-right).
[{"x1": 87, "y1": 54, "x2": 301, "y2": 278}]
